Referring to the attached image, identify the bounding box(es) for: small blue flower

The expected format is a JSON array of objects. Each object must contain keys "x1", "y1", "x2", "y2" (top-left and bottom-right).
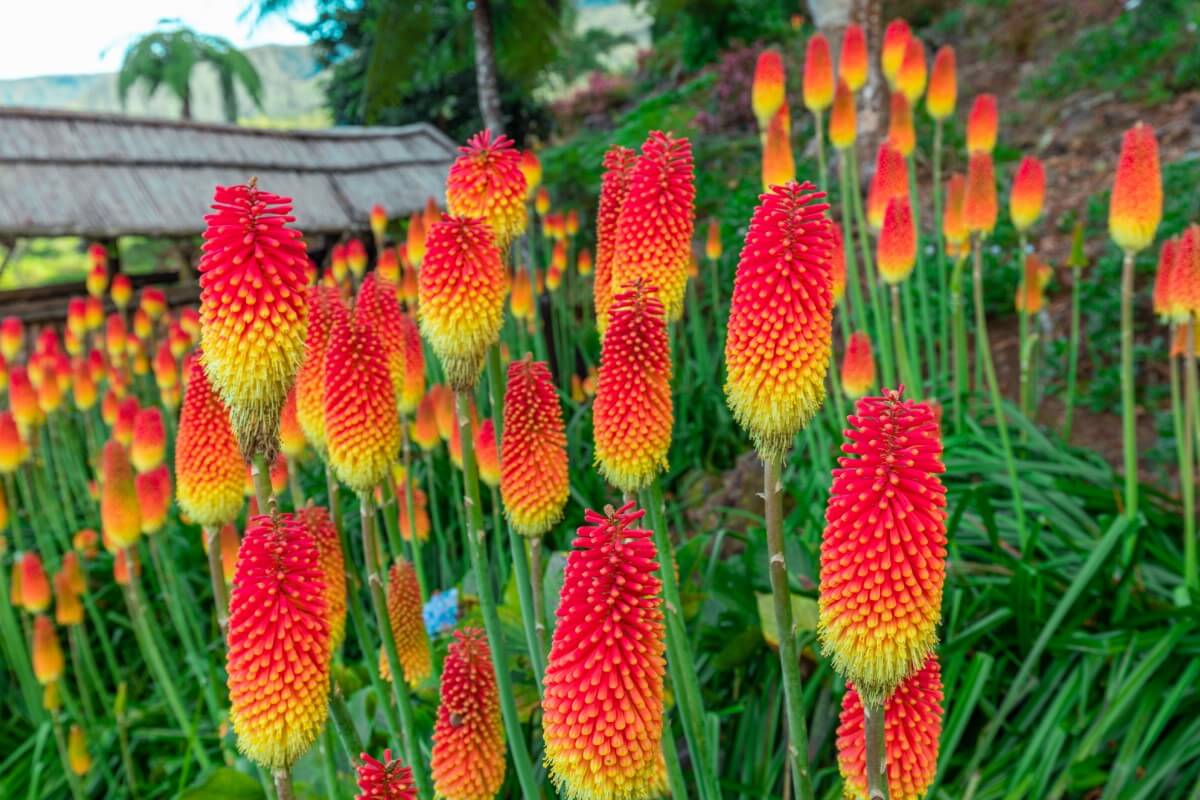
[{"x1": 423, "y1": 588, "x2": 459, "y2": 636}]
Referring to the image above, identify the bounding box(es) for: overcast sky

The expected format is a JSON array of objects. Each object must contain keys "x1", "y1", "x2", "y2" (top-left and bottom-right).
[{"x1": 0, "y1": 0, "x2": 317, "y2": 80}]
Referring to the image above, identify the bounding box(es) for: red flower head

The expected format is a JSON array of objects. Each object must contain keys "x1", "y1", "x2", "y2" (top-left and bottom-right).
[
  {"x1": 867, "y1": 143, "x2": 909, "y2": 230},
  {"x1": 176, "y1": 356, "x2": 246, "y2": 528},
  {"x1": 198, "y1": 183, "x2": 309, "y2": 459},
  {"x1": 751, "y1": 49, "x2": 786, "y2": 130},
  {"x1": 101, "y1": 440, "x2": 141, "y2": 552},
  {"x1": 356, "y1": 749, "x2": 417, "y2": 800},
  {"x1": 838, "y1": 655, "x2": 943, "y2": 800},
  {"x1": 830, "y1": 224, "x2": 846, "y2": 306},
  {"x1": 136, "y1": 465, "x2": 172, "y2": 534},
  {"x1": 279, "y1": 387, "x2": 306, "y2": 458},
  {"x1": 705, "y1": 218, "x2": 722, "y2": 261},
  {"x1": 0, "y1": 411, "x2": 24, "y2": 474},
  {"x1": 896, "y1": 37, "x2": 927, "y2": 104},
  {"x1": 534, "y1": 186, "x2": 551, "y2": 216},
  {"x1": 66, "y1": 297, "x2": 87, "y2": 338},
  {"x1": 141, "y1": 287, "x2": 167, "y2": 321},
  {"x1": 966, "y1": 94, "x2": 999, "y2": 154},
  {"x1": 19, "y1": 552, "x2": 51, "y2": 613},
  {"x1": 357, "y1": 273, "x2": 415, "y2": 414},
  {"x1": 926, "y1": 46, "x2": 957, "y2": 120},
  {"x1": 839, "y1": 24, "x2": 869, "y2": 92},
  {"x1": 819, "y1": 389, "x2": 947, "y2": 703},
  {"x1": 803, "y1": 33, "x2": 835, "y2": 112},
  {"x1": 419, "y1": 215, "x2": 507, "y2": 390},
  {"x1": 130, "y1": 407, "x2": 166, "y2": 473},
  {"x1": 379, "y1": 559, "x2": 432, "y2": 688},
  {"x1": 1170, "y1": 226, "x2": 1200, "y2": 322},
  {"x1": 1154, "y1": 237, "x2": 1179, "y2": 321},
  {"x1": 298, "y1": 505, "x2": 347, "y2": 654},
  {"x1": 33, "y1": 614, "x2": 64, "y2": 685},
  {"x1": 226, "y1": 513, "x2": 329, "y2": 769},
  {"x1": 887, "y1": 91, "x2": 916, "y2": 157},
  {"x1": 942, "y1": 173, "x2": 968, "y2": 252},
  {"x1": 474, "y1": 418, "x2": 500, "y2": 487},
  {"x1": 406, "y1": 213, "x2": 427, "y2": 268},
  {"x1": 397, "y1": 486, "x2": 430, "y2": 542},
  {"x1": 510, "y1": 267, "x2": 534, "y2": 320},
  {"x1": 330, "y1": 243, "x2": 349, "y2": 284},
  {"x1": 1009, "y1": 155, "x2": 1046, "y2": 232},
  {"x1": 111, "y1": 274, "x2": 133, "y2": 309},
  {"x1": 593, "y1": 283, "x2": 673, "y2": 493},
  {"x1": 500, "y1": 358, "x2": 568, "y2": 538},
  {"x1": 54, "y1": 568, "x2": 85, "y2": 626},
  {"x1": 542, "y1": 502, "x2": 667, "y2": 800},
  {"x1": 577, "y1": 247, "x2": 593, "y2": 276},
  {"x1": 10, "y1": 365, "x2": 42, "y2": 432},
  {"x1": 0, "y1": 316, "x2": 22, "y2": 361},
  {"x1": 830, "y1": 79, "x2": 858, "y2": 149},
  {"x1": 430, "y1": 628, "x2": 506, "y2": 800},
  {"x1": 411, "y1": 391, "x2": 440, "y2": 451},
  {"x1": 296, "y1": 286, "x2": 344, "y2": 454},
  {"x1": 878, "y1": 196, "x2": 917, "y2": 284},
  {"x1": 841, "y1": 332, "x2": 876, "y2": 400},
  {"x1": 519, "y1": 149, "x2": 543, "y2": 197},
  {"x1": 881, "y1": 19, "x2": 912, "y2": 86},
  {"x1": 964, "y1": 152, "x2": 999, "y2": 236},
  {"x1": 370, "y1": 203, "x2": 388, "y2": 240},
  {"x1": 446, "y1": 130, "x2": 528, "y2": 250},
  {"x1": 153, "y1": 341, "x2": 178, "y2": 394},
  {"x1": 378, "y1": 248, "x2": 400, "y2": 284},
  {"x1": 324, "y1": 312, "x2": 400, "y2": 494},
  {"x1": 1109, "y1": 122, "x2": 1163, "y2": 254},
  {"x1": 595, "y1": 145, "x2": 637, "y2": 334},
  {"x1": 725, "y1": 182, "x2": 833, "y2": 463},
  {"x1": 346, "y1": 239, "x2": 368, "y2": 279},
  {"x1": 762, "y1": 103, "x2": 796, "y2": 190},
  {"x1": 86, "y1": 262, "x2": 108, "y2": 300}
]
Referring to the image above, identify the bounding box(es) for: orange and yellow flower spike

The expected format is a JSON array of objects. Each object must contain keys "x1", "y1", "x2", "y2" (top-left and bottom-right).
[
  {"x1": 803, "y1": 33, "x2": 834, "y2": 113},
  {"x1": 279, "y1": 388, "x2": 306, "y2": 459},
  {"x1": 751, "y1": 49, "x2": 786, "y2": 131},
  {"x1": 887, "y1": 92, "x2": 916, "y2": 157},
  {"x1": 964, "y1": 151, "x2": 999, "y2": 236},
  {"x1": 878, "y1": 196, "x2": 917, "y2": 284},
  {"x1": 68, "y1": 724, "x2": 91, "y2": 777},
  {"x1": 942, "y1": 172, "x2": 968, "y2": 253},
  {"x1": 896, "y1": 36, "x2": 927, "y2": 104},
  {"x1": 136, "y1": 466, "x2": 172, "y2": 535},
  {"x1": 841, "y1": 331, "x2": 876, "y2": 400},
  {"x1": 32, "y1": 614, "x2": 64, "y2": 684},
  {"x1": 296, "y1": 286, "x2": 345, "y2": 455},
  {"x1": 830, "y1": 79, "x2": 857, "y2": 149},
  {"x1": 542, "y1": 502, "x2": 667, "y2": 800},
  {"x1": 130, "y1": 407, "x2": 166, "y2": 473},
  {"x1": 705, "y1": 218, "x2": 722, "y2": 261},
  {"x1": 175, "y1": 356, "x2": 246, "y2": 529},
  {"x1": 519, "y1": 149, "x2": 543, "y2": 198},
  {"x1": 762, "y1": 103, "x2": 796, "y2": 189},
  {"x1": 839, "y1": 24, "x2": 868, "y2": 92},
  {"x1": 430, "y1": 628, "x2": 506, "y2": 800},
  {"x1": 1109, "y1": 122, "x2": 1162, "y2": 255},
  {"x1": 866, "y1": 143, "x2": 909, "y2": 230},
  {"x1": 295, "y1": 506, "x2": 346, "y2": 654},
  {"x1": 18, "y1": 552, "x2": 51, "y2": 613},
  {"x1": 379, "y1": 559, "x2": 431, "y2": 688},
  {"x1": 500, "y1": 358, "x2": 568, "y2": 538},
  {"x1": 226, "y1": 513, "x2": 329, "y2": 770},
  {"x1": 830, "y1": 224, "x2": 847, "y2": 306},
  {"x1": 101, "y1": 440, "x2": 141, "y2": 552},
  {"x1": 965, "y1": 94, "x2": 998, "y2": 155},
  {"x1": 1009, "y1": 155, "x2": 1046, "y2": 233},
  {"x1": 446, "y1": 130, "x2": 528, "y2": 250},
  {"x1": 1170, "y1": 226, "x2": 1200, "y2": 321},
  {"x1": 1015, "y1": 254, "x2": 1054, "y2": 314},
  {"x1": 724, "y1": 182, "x2": 833, "y2": 464},
  {"x1": 926, "y1": 46, "x2": 956, "y2": 120},
  {"x1": 1154, "y1": 238, "x2": 1178, "y2": 321},
  {"x1": 881, "y1": 19, "x2": 911, "y2": 87},
  {"x1": 595, "y1": 146, "x2": 637, "y2": 333},
  {"x1": 356, "y1": 272, "x2": 413, "y2": 414},
  {"x1": 819, "y1": 389, "x2": 947, "y2": 703}
]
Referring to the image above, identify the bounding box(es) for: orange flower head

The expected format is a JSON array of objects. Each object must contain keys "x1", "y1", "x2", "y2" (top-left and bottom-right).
[
  {"x1": 104, "y1": 314, "x2": 126, "y2": 362},
  {"x1": 86, "y1": 263, "x2": 108, "y2": 300},
  {"x1": 819, "y1": 389, "x2": 947, "y2": 702},
  {"x1": 153, "y1": 342, "x2": 178, "y2": 393},
  {"x1": 611, "y1": 131, "x2": 695, "y2": 322},
  {"x1": 881, "y1": 19, "x2": 911, "y2": 86},
  {"x1": 752, "y1": 49, "x2": 786, "y2": 130},
  {"x1": 227, "y1": 513, "x2": 329, "y2": 770},
  {"x1": 551, "y1": 238, "x2": 568, "y2": 273},
  {"x1": 705, "y1": 218, "x2": 722, "y2": 261},
  {"x1": 111, "y1": 273, "x2": 133, "y2": 309},
  {"x1": 878, "y1": 196, "x2": 917, "y2": 284},
  {"x1": 347, "y1": 239, "x2": 369, "y2": 278},
  {"x1": 500, "y1": 358, "x2": 568, "y2": 538},
  {"x1": 803, "y1": 33, "x2": 835, "y2": 112},
  {"x1": 566, "y1": 209, "x2": 581, "y2": 237},
  {"x1": 1171, "y1": 323, "x2": 1199, "y2": 358},
  {"x1": 356, "y1": 272, "x2": 413, "y2": 413},
  {"x1": 411, "y1": 391, "x2": 441, "y2": 451},
  {"x1": 0, "y1": 411, "x2": 24, "y2": 473},
  {"x1": 369, "y1": 203, "x2": 388, "y2": 241},
  {"x1": 298, "y1": 505, "x2": 347, "y2": 654},
  {"x1": 535, "y1": 187, "x2": 551, "y2": 216},
  {"x1": 378, "y1": 248, "x2": 400, "y2": 284},
  {"x1": 926, "y1": 46, "x2": 957, "y2": 120},
  {"x1": 176, "y1": 356, "x2": 246, "y2": 528},
  {"x1": 36, "y1": 361, "x2": 64, "y2": 415},
  {"x1": 887, "y1": 91, "x2": 916, "y2": 157},
  {"x1": 113, "y1": 396, "x2": 138, "y2": 446},
  {"x1": 942, "y1": 173, "x2": 968, "y2": 249},
  {"x1": 357, "y1": 749, "x2": 417, "y2": 800},
  {"x1": 966, "y1": 94, "x2": 999, "y2": 154},
  {"x1": 419, "y1": 215, "x2": 507, "y2": 390},
  {"x1": 85, "y1": 297, "x2": 105, "y2": 332},
  {"x1": 838, "y1": 655, "x2": 943, "y2": 800},
  {"x1": 10, "y1": 366, "x2": 42, "y2": 432},
  {"x1": 841, "y1": 331, "x2": 876, "y2": 399},
  {"x1": 830, "y1": 223, "x2": 847, "y2": 305},
  {"x1": 839, "y1": 24, "x2": 869, "y2": 92},
  {"x1": 1154, "y1": 237, "x2": 1178, "y2": 320},
  {"x1": 296, "y1": 286, "x2": 344, "y2": 454},
  {"x1": 431, "y1": 628, "x2": 506, "y2": 800},
  {"x1": 19, "y1": 552, "x2": 51, "y2": 613},
  {"x1": 112, "y1": 547, "x2": 140, "y2": 585},
  {"x1": 0, "y1": 316, "x2": 22, "y2": 361},
  {"x1": 74, "y1": 529, "x2": 100, "y2": 559},
  {"x1": 54, "y1": 569, "x2": 85, "y2": 626},
  {"x1": 330, "y1": 244, "x2": 349, "y2": 284},
  {"x1": 519, "y1": 149, "x2": 543, "y2": 197},
  {"x1": 66, "y1": 297, "x2": 87, "y2": 338},
  {"x1": 324, "y1": 313, "x2": 400, "y2": 493},
  {"x1": 595, "y1": 146, "x2": 637, "y2": 333},
  {"x1": 577, "y1": 247, "x2": 593, "y2": 276},
  {"x1": 1015, "y1": 254, "x2": 1054, "y2": 314},
  {"x1": 101, "y1": 440, "x2": 141, "y2": 551},
  {"x1": 198, "y1": 182, "x2": 310, "y2": 459},
  {"x1": 33, "y1": 615, "x2": 64, "y2": 685},
  {"x1": 1009, "y1": 155, "x2": 1046, "y2": 232},
  {"x1": 542, "y1": 502, "x2": 667, "y2": 800},
  {"x1": 1109, "y1": 122, "x2": 1163, "y2": 254},
  {"x1": 896, "y1": 36, "x2": 927, "y2": 104},
  {"x1": 964, "y1": 152, "x2": 998, "y2": 235},
  {"x1": 829, "y1": 79, "x2": 858, "y2": 149},
  {"x1": 446, "y1": 130, "x2": 528, "y2": 249},
  {"x1": 762, "y1": 103, "x2": 796, "y2": 190},
  {"x1": 61, "y1": 551, "x2": 86, "y2": 594},
  {"x1": 379, "y1": 559, "x2": 432, "y2": 688},
  {"x1": 406, "y1": 213, "x2": 426, "y2": 268},
  {"x1": 130, "y1": 407, "x2": 166, "y2": 473},
  {"x1": 279, "y1": 387, "x2": 306, "y2": 458},
  {"x1": 866, "y1": 143, "x2": 909, "y2": 230},
  {"x1": 141, "y1": 287, "x2": 167, "y2": 321},
  {"x1": 68, "y1": 725, "x2": 91, "y2": 777},
  {"x1": 725, "y1": 182, "x2": 833, "y2": 463},
  {"x1": 433, "y1": 384, "x2": 457, "y2": 441},
  {"x1": 397, "y1": 486, "x2": 430, "y2": 542},
  {"x1": 1170, "y1": 226, "x2": 1200, "y2": 321},
  {"x1": 475, "y1": 418, "x2": 500, "y2": 487},
  {"x1": 593, "y1": 283, "x2": 673, "y2": 493},
  {"x1": 136, "y1": 465, "x2": 172, "y2": 534},
  {"x1": 509, "y1": 268, "x2": 534, "y2": 321}
]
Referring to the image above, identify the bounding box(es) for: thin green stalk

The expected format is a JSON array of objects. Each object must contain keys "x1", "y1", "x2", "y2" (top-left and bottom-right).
[
  {"x1": 328, "y1": 687, "x2": 365, "y2": 761},
  {"x1": 274, "y1": 769, "x2": 294, "y2": 800},
  {"x1": 662, "y1": 717, "x2": 689, "y2": 799},
  {"x1": 0, "y1": 552, "x2": 41, "y2": 718},
  {"x1": 68, "y1": 625, "x2": 99, "y2": 726},
  {"x1": 838, "y1": 149, "x2": 870, "y2": 334},
  {"x1": 901, "y1": 281, "x2": 924, "y2": 396},
  {"x1": 114, "y1": 682, "x2": 138, "y2": 798},
  {"x1": 454, "y1": 389, "x2": 541, "y2": 798},
  {"x1": 708, "y1": 256, "x2": 722, "y2": 326},
  {"x1": 1063, "y1": 266, "x2": 1083, "y2": 440},
  {"x1": 51, "y1": 714, "x2": 85, "y2": 800},
  {"x1": 764, "y1": 458, "x2": 815, "y2": 800},
  {"x1": 1018, "y1": 307, "x2": 1031, "y2": 423},
  {"x1": 951, "y1": 255, "x2": 969, "y2": 435},
  {"x1": 286, "y1": 455, "x2": 305, "y2": 511},
  {"x1": 1119, "y1": 250, "x2": 1139, "y2": 519},
  {"x1": 1184, "y1": 318, "x2": 1197, "y2": 592},
  {"x1": 319, "y1": 724, "x2": 342, "y2": 800},
  {"x1": 203, "y1": 526, "x2": 230, "y2": 635},
  {"x1": 933, "y1": 120, "x2": 948, "y2": 383},
  {"x1": 422, "y1": 450, "x2": 450, "y2": 584},
  {"x1": 907, "y1": 154, "x2": 934, "y2": 394},
  {"x1": 399, "y1": 422, "x2": 429, "y2": 602},
  {"x1": 527, "y1": 537, "x2": 548, "y2": 658},
  {"x1": 813, "y1": 111, "x2": 827, "y2": 190},
  {"x1": 849, "y1": 152, "x2": 895, "y2": 388},
  {"x1": 250, "y1": 453, "x2": 274, "y2": 517},
  {"x1": 891, "y1": 285, "x2": 914, "y2": 392},
  {"x1": 864, "y1": 700, "x2": 889, "y2": 800},
  {"x1": 972, "y1": 238, "x2": 1029, "y2": 550}
]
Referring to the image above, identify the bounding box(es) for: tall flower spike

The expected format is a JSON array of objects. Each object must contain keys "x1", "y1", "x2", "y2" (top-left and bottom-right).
[
  {"x1": 966, "y1": 94, "x2": 999, "y2": 154},
  {"x1": 830, "y1": 224, "x2": 847, "y2": 306},
  {"x1": 838, "y1": 655, "x2": 944, "y2": 800},
  {"x1": 130, "y1": 407, "x2": 166, "y2": 473},
  {"x1": 1015, "y1": 254, "x2": 1054, "y2": 314},
  {"x1": 279, "y1": 387, "x2": 306, "y2": 458},
  {"x1": 500, "y1": 358, "x2": 568, "y2": 538},
  {"x1": 819, "y1": 389, "x2": 947, "y2": 703},
  {"x1": 19, "y1": 553, "x2": 51, "y2": 613},
  {"x1": 878, "y1": 196, "x2": 917, "y2": 284},
  {"x1": 176, "y1": 356, "x2": 245, "y2": 528},
  {"x1": 136, "y1": 466, "x2": 172, "y2": 535},
  {"x1": 379, "y1": 559, "x2": 432, "y2": 688},
  {"x1": 724, "y1": 182, "x2": 833, "y2": 464},
  {"x1": 839, "y1": 24, "x2": 868, "y2": 92},
  {"x1": 1170, "y1": 226, "x2": 1200, "y2": 322},
  {"x1": 324, "y1": 313, "x2": 401, "y2": 494},
  {"x1": 419, "y1": 215, "x2": 507, "y2": 390},
  {"x1": 445, "y1": 130, "x2": 528, "y2": 250},
  {"x1": 964, "y1": 152, "x2": 998, "y2": 236},
  {"x1": 942, "y1": 173, "x2": 968, "y2": 251},
  {"x1": 542, "y1": 502, "x2": 667, "y2": 800},
  {"x1": 226, "y1": 513, "x2": 329, "y2": 770},
  {"x1": 1153, "y1": 238, "x2": 1178, "y2": 321},
  {"x1": 926, "y1": 46, "x2": 956, "y2": 120},
  {"x1": 762, "y1": 103, "x2": 796, "y2": 190},
  {"x1": 751, "y1": 49, "x2": 786, "y2": 130},
  {"x1": 1109, "y1": 122, "x2": 1162, "y2": 254},
  {"x1": 841, "y1": 332, "x2": 875, "y2": 400},
  {"x1": 356, "y1": 273, "x2": 411, "y2": 414},
  {"x1": 803, "y1": 33, "x2": 834, "y2": 112},
  {"x1": 357, "y1": 749, "x2": 417, "y2": 800},
  {"x1": 887, "y1": 92, "x2": 916, "y2": 157},
  {"x1": 198, "y1": 182, "x2": 309, "y2": 459},
  {"x1": 101, "y1": 440, "x2": 141, "y2": 552},
  {"x1": 830, "y1": 80, "x2": 857, "y2": 149},
  {"x1": 593, "y1": 283, "x2": 673, "y2": 493},
  {"x1": 610, "y1": 131, "x2": 696, "y2": 322},
  {"x1": 595, "y1": 146, "x2": 637, "y2": 333},
  {"x1": 881, "y1": 19, "x2": 911, "y2": 87},
  {"x1": 430, "y1": 628, "x2": 506, "y2": 800},
  {"x1": 896, "y1": 36, "x2": 927, "y2": 104},
  {"x1": 298, "y1": 506, "x2": 347, "y2": 654},
  {"x1": 33, "y1": 614, "x2": 64, "y2": 684},
  {"x1": 296, "y1": 286, "x2": 344, "y2": 454},
  {"x1": 867, "y1": 143, "x2": 909, "y2": 230},
  {"x1": 475, "y1": 419, "x2": 500, "y2": 487},
  {"x1": 1009, "y1": 155, "x2": 1046, "y2": 232}
]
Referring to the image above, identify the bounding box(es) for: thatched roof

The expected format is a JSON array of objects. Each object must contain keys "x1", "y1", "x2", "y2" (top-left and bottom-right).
[{"x1": 0, "y1": 107, "x2": 457, "y2": 238}]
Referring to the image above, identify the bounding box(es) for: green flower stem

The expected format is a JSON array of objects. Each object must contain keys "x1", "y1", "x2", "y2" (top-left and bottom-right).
[
  {"x1": 763, "y1": 458, "x2": 815, "y2": 800},
  {"x1": 1183, "y1": 319, "x2": 1197, "y2": 592},
  {"x1": 273, "y1": 768, "x2": 294, "y2": 800},
  {"x1": 422, "y1": 450, "x2": 451, "y2": 585},
  {"x1": 399, "y1": 421, "x2": 429, "y2": 602},
  {"x1": 972, "y1": 237, "x2": 1029, "y2": 550},
  {"x1": 864, "y1": 700, "x2": 889, "y2": 800},
  {"x1": 813, "y1": 111, "x2": 827, "y2": 190},
  {"x1": 454, "y1": 389, "x2": 541, "y2": 799},
  {"x1": 891, "y1": 284, "x2": 915, "y2": 393},
  {"x1": 950, "y1": 255, "x2": 969, "y2": 436},
  {"x1": 932, "y1": 120, "x2": 949, "y2": 384},
  {"x1": 328, "y1": 686, "x2": 364, "y2": 761},
  {"x1": 319, "y1": 723, "x2": 343, "y2": 800},
  {"x1": 663, "y1": 716, "x2": 690, "y2": 800},
  {"x1": 849, "y1": 151, "x2": 896, "y2": 388},
  {"x1": 907, "y1": 154, "x2": 933, "y2": 395},
  {"x1": 51, "y1": 712, "x2": 85, "y2": 800},
  {"x1": 114, "y1": 682, "x2": 139, "y2": 795},
  {"x1": 67, "y1": 626, "x2": 98, "y2": 727},
  {"x1": 0, "y1": 550, "x2": 41, "y2": 719},
  {"x1": 203, "y1": 526, "x2": 230, "y2": 635},
  {"x1": 1062, "y1": 265, "x2": 1083, "y2": 440},
  {"x1": 285, "y1": 455, "x2": 305, "y2": 511},
  {"x1": 250, "y1": 452, "x2": 274, "y2": 518},
  {"x1": 838, "y1": 150, "x2": 870, "y2": 334},
  {"x1": 1119, "y1": 250, "x2": 1139, "y2": 519},
  {"x1": 360, "y1": 490, "x2": 432, "y2": 800}
]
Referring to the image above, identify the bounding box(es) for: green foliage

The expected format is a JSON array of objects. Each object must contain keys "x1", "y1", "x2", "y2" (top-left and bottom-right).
[{"x1": 633, "y1": 0, "x2": 793, "y2": 71}]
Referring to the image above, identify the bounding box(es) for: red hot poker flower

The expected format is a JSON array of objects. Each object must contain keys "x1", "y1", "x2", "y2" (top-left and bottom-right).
[
  {"x1": 356, "y1": 749, "x2": 417, "y2": 800},
  {"x1": 500, "y1": 358, "x2": 568, "y2": 538},
  {"x1": 445, "y1": 130, "x2": 528, "y2": 250},
  {"x1": 1109, "y1": 122, "x2": 1163, "y2": 255},
  {"x1": 176, "y1": 356, "x2": 245, "y2": 529},
  {"x1": 594, "y1": 146, "x2": 637, "y2": 334},
  {"x1": 430, "y1": 628, "x2": 506, "y2": 800}
]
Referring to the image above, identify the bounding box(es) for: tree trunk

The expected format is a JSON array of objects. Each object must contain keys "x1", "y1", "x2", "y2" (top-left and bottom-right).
[
  {"x1": 181, "y1": 87, "x2": 193, "y2": 121},
  {"x1": 471, "y1": 0, "x2": 504, "y2": 133}
]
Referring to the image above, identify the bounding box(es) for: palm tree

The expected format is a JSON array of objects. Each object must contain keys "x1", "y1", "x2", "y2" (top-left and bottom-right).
[{"x1": 118, "y1": 24, "x2": 264, "y2": 122}]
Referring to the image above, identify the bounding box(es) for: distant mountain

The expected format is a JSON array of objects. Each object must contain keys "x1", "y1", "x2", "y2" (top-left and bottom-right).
[{"x1": 0, "y1": 44, "x2": 330, "y2": 127}]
